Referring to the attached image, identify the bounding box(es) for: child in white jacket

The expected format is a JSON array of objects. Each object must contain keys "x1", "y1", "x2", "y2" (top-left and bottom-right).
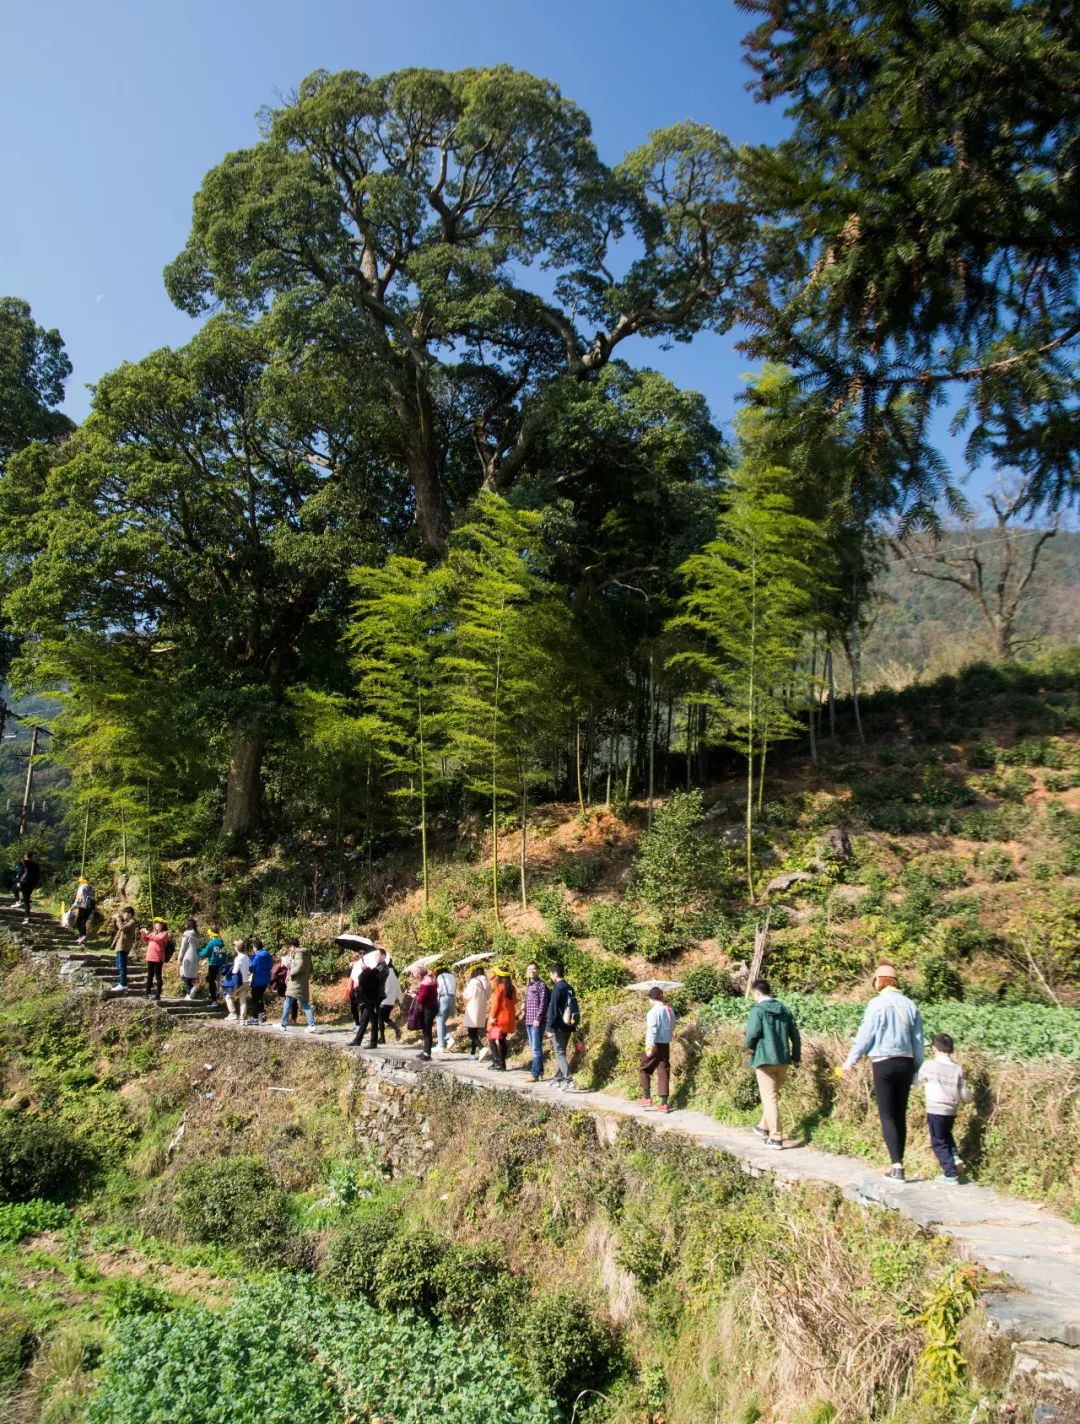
[{"x1": 918, "y1": 1033, "x2": 973, "y2": 1184}]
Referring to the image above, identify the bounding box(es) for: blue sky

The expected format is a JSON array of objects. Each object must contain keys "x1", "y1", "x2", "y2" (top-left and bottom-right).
[{"x1": 1, "y1": 0, "x2": 983, "y2": 492}]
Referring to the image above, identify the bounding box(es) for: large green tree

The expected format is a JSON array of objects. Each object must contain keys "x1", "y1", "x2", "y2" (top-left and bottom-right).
[
  {"x1": 0, "y1": 315, "x2": 392, "y2": 838},
  {"x1": 165, "y1": 66, "x2": 763, "y2": 551},
  {"x1": 0, "y1": 297, "x2": 73, "y2": 469},
  {"x1": 740, "y1": 0, "x2": 1080, "y2": 508}
]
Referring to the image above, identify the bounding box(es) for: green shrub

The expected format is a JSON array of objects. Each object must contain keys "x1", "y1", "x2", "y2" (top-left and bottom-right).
[
  {"x1": 920, "y1": 957, "x2": 964, "y2": 1002},
  {"x1": 174, "y1": 1156, "x2": 287, "y2": 1262},
  {"x1": 634, "y1": 790, "x2": 720, "y2": 931},
  {"x1": 372, "y1": 1228, "x2": 446, "y2": 1316},
  {"x1": 0, "y1": 1112, "x2": 93, "y2": 1204},
  {"x1": 556, "y1": 858, "x2": 601, "y2": 892},
  {"x1": 432, "y1": 1242, "x2": 509, "y2": 1324},
  {"x1": 966, "y1": 739, "x2": 997, "y2": 770},
  {"x1": 509, "y1": 1286, "x2": 619, "y2": 1409},
  {"x1": 683, "y1": 964, "x2": 728, "y2": 1003},
  {"x1": 321, "y1": 1207, "x2": 401, "y2": 1300},
  {"x1": 586, "y1": 902, "x2": 637, "y2": 955},
  {"x1": 975, "y1": 846, "x2": 1015, "y2": 882},
  {"x1": 532, "y1": 885, "x2": 581, "y2": 939}
]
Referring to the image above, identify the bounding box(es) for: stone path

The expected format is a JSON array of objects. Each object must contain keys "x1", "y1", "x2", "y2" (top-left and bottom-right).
[{"x1": 218, "y1": 1018, "x2": 1080, "y2": 1361}]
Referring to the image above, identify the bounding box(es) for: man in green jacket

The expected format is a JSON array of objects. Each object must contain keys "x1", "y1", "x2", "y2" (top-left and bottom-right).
[{"x1": 744, "y1": 977, "x2": 801, "y2": 1150}]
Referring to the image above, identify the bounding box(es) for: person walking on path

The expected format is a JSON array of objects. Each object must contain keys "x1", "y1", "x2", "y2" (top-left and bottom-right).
[
  {"x1": 744, "y1": 978, "x2": 801, "y2": 1149},
  {"x1": 72, "y1": 878, "x2": 96, "y2": 945},
  {"x1": 177, "y1": 918, "x2": 201, "y2": 998},
  {"x1": 199, "y1": 930, "x2": 228, "y2": 1006},
  {"x1": 546, "y1": 962, "x2": 579, "y2": 1091},
  {"x1": 486, "y1": 969, "x2": 517, "y2": 1072},
  {"x1": 918, "y1": 1033, "x2": 973, "y2": 1185},
  {"x1": 14, "y1": 852, "x2": 40, "y2": 923},
  {"x1": 523, "y1": 963, "x2": 549, "y2": 1081},
  {"x1": 379, "y1": 953, "x2": 401, "y2": 1044},
  {"x1": 435, "y1": 964, "x2": 457, "y2": 1052},
  {"x1": 462, "y1": 967, "x2": 490, "y2": 1058},
  {"x1": 140, "y1": 919, "x2": 170, "y2": 1002},
  {"x1": 249, "y1": 938, "x2": 273, "y2": 1022},
  {"x1": 109, "y1": 906, "x2": 138, "y2": 992},
  {"x1": 638, "y1": 986, "x2": 677, "y2": 1112},
  {"x1": 408, "y1": 967, "x2": 439, "y2": 1060},
  {"x1": 280, "y1": 937, "x2": 317, "y2": 1032},
  {"x1": 223, "y1": 939, "x2": 251, "y2": 1022},
  {"x1": 347, "y1": 948, "x2": 365, "y2": 1027},
  {"x1": 841, "y1": 963, "x2": 925, "y2": 1182},
  {"x1": 349, "y1": 949, "x2": 388, "y2": 1049}
]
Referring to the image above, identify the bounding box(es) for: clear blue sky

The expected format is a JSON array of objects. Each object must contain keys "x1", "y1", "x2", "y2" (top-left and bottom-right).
[{"x1": 1, "y1": 0, "x2": 981, "y2": 491}]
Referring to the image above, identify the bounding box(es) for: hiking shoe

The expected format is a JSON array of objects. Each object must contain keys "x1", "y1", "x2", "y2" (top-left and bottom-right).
[
  {"x1": 764, "y1": 1136, "x2": 783, "y2": 1149},
  {"x1": 885, "y1": 1165, "x2": 905, "y2": 1182},
  {"x1": 529, "y1": 1074, "x2": 541, "y2": 1083},
  {"x1": 752, "y1": 1125, "x2": 769, "y2": 1141},
  {"x1": 940, "y1": 1175, "x2": 960, "y2": 1186},
  {"x1": 418, "y1": 1052, "x2": 431, "y2": 1061},
  {"x1": 655, "y1": 1103, "x2": 670, "y2": 1114},
  {"x1": 304, "y1": 1024, "x2": 318, "y2": 1034},
  {"x1": 637, "y1": 1097, "x2": 654, "y2": 1108}
]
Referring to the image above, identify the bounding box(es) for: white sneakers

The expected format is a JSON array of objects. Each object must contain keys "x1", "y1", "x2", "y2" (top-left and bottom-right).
[{"x1": 304, "y1": 1024, "x2": 318, "y2": 1034}]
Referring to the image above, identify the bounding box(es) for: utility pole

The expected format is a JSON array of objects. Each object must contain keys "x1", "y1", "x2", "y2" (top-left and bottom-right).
[{"x1": 19, "y1": 726, "x2": 39, "y2": 836}]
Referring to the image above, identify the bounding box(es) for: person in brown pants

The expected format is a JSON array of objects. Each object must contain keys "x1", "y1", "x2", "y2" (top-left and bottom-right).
[
  {"x1": 638, "y1": 986, "x2": 676, "y2": 1113},
  {"x1": 744, "y1": 977, "x2": 801, "y2": 1149}
]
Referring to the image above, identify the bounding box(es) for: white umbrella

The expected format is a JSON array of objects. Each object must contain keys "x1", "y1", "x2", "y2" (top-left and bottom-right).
[
  {"x1": 335, "y1": 933, "x2": 376, "y2": 949},
  {"x1": 404, "y1": 953, "x2": 441, "y2": 976},
  {"x1": 452, "y1": 951, "x2": 495, "y2": 969},
  {"x1": 626, "y1": 979, "x2": 683, "y2": 993}
]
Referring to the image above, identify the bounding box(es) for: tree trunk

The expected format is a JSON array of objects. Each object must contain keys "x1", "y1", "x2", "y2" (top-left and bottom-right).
[
  {"x1": 223, "y1": 737, "x2": 263, "y2": 837},
  {"x1": 647, "y1": 651, "x2": 656, "y2": 831},
  {"x1": 520, "y1": 773, "x2": 528, "y2": 910}
]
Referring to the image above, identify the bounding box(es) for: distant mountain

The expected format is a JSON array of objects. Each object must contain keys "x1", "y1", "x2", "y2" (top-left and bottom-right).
[{"x1": 862, "y1": 528, "x2": 1079, "y2": 686}]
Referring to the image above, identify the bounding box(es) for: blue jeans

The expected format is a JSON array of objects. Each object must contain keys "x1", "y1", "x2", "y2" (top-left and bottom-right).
[
  {"x1": 436, "y1": 995, "x2": 454, "y2": 1048},
  {"x1": 526, "y1": 1024, "x2": 545, "y2": 1078},
  {"x1": 115, "y1": 951, "x2": 128, "y2": 988},
  {"x1": 282, "y1": 995, "x2": 315, "y2": 1028}
]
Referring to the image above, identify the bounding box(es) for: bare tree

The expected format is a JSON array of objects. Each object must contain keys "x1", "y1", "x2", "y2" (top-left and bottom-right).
[{"x1": 899, "y1": 477, "x2": 1059, "y2": 660}]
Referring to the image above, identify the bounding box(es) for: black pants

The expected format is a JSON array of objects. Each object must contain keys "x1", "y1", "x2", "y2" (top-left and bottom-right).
[
  {"x1": 76, "y1": 906, "x2": 92, "y2": 936},
  {"x1": 489, "y1": 1034, "x2": 507, "y2": 1069},
  {"x1": 349, "y1": 987, "x2": 362, "y2": 1026},
  {"x1": 18, "y1": 886, "x2": 31, "y2": 916},
  {"x1": 145, "y1": 961, "x2": 164, "y2": 999},
  {"x1": 353, "y1": 1002, "x2": 380, "y2": 1048},
  {"x1": 872, "y1": 1057, "x2": 916, "y2": 1164},
  {"x1": 207, "y1": 965, "x2": 220, "y2": 1003},
  {"x1": 467, "y1": 1026, "x2": 481, "y2": 1053},
  {"x1": 250, "y1": 983, "x2": 267, "y2": 1019},
  {"x1": 421, "y1": 1008, "x2": 436, "y2": 1056},
  {"x1": 927, "y1": 1113, "x2": 958, "y2": 1177}
]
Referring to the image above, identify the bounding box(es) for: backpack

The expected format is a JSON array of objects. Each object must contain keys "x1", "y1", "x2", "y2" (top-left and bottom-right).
[{"x1": 562, "y1": 985, "x2": 580, "y2": 1028}]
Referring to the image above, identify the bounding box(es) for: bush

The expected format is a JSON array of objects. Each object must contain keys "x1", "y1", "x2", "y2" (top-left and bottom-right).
[
  {"x1": 0, "y1": 1197, "x2": 71, "y2": 1244},
  {"x1": 321, "y1": 1207, "x2": 401, "y2": 1300},
  {"x1": 556, "y1": 858, "x2": 601, "y2": 892},
  {"x1": 0, "y1": 1112, "x2": 93, "y2": 1204},
  {"x1": 586, "y1": 902, "x2": 638, "y2": 956},
  {"x1": 373, "y1": 1228, "x2": 447, "y2": 1316},
  {"x1": 683, "y1": 963, "x2": 728, "y2": 1004},
  {"x1": 634, "y1": 790, "x2": 719, "y2": 931},
  {"x1": 975, "y1": 846, "x2": 1015, "y2": 882},
  {"x1": 174, "y1": 1156, "x2": 287, "y2": 1262},
  {"x1": 532, "y1": 885, "x2": 581, "y2": 939},
  {"x1": 920, "y1": 956, "x2": 964, "y2": 1002},
  {"x1": 509, "y1": 1286, "x2": 619, "y2": 1409}
]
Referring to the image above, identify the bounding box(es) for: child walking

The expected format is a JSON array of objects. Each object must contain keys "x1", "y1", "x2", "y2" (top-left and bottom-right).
[{"x1": 917, "y1": 1033, "x2": 973, "y2": 1184}]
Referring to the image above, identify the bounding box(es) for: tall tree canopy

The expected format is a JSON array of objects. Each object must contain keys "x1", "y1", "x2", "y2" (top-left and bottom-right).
[
  {"x1": 0, "y1": 297, "x2": 74, "y2": 469},
  {"x1": 740, "y1": 0, "x2": 1080, "y2": 509},
  {"x1": 165, "y1": 65, "x2": 764, "y2": 550}
]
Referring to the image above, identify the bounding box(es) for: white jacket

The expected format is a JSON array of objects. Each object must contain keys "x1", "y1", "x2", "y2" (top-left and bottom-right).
[
  {"x1": 231, "y1": 951, "x2": 251, "y2": 986},
  {"x1": 178, "y1": 930, "x2": 201, "y2": 978},
  {"x1": 382, "y1": 965, "x2": 401, "y2": 1006},
  {"x1": 462, "y1": 974, "x2": 490, "y2": 1028}
]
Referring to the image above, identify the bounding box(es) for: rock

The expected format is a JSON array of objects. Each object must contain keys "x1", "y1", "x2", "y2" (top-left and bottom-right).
[
  {"x1": 829, "y1": 884, "x2": 868, "y2": 907},
  {"x1": 1012, "y1": 1341, "x2": 1080, "y2": 1395},
  {"x1": 818, "y1": 827, "x2": 853, "y2": 862},
  {"x1": 765, "y1": 870, "x2": 816, "y2": 895}
]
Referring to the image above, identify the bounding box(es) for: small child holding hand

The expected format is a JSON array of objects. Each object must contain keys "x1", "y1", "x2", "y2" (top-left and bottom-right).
[{"x1": 918, "y1": 1032, "x2": 973, "y2": 1184}]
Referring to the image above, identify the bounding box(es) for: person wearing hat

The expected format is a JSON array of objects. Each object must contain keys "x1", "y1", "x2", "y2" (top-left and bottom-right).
[
  {"x1": 840, "y1": 964, "x2": 925, "y2": 1182},
  {"x1": 638, "y1": 987, "x2": 676, "y2": 1112},
  {"x1": 199, "y1": 929, "x2": 229, "y2": 1006},
  {"x1": 486, "y1": 967, "x2": 517, "y2": 1072}
]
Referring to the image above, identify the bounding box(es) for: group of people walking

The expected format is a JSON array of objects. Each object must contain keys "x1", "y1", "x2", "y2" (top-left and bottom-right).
[{"x1": 745, "y1": 964, "x2": 972, "y2": 1184}]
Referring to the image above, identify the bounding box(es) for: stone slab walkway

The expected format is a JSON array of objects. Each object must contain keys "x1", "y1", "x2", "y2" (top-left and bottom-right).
[{"x1": 217, "y1": 1018, "x2": 1080, "y2": 1354}]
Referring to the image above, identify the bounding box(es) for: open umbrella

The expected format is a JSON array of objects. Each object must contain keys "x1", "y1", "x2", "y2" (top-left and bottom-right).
[
  {"x1": 404, "y1": 953, "x2": 441, "y2": 976},
  {"x1": 335, "y1": 933, "x2": 384, "y2": 968},
  {"x1": 451, "y1": 951, "x2": 495, "y2": 969},
  {"x1": 626, "y1": 979, "x2": 684, "y2": 993}
]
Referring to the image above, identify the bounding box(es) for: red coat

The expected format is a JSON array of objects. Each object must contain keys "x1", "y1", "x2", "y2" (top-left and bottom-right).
[
  {"x1": 488, "y1": 982, "x2": 517, "y2": 1037},
  {"x1": 141, "y1": 929, "x2": 169, "y2": 963}
]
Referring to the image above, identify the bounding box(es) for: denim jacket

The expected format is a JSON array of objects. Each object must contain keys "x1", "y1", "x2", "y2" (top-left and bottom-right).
[{"x1": 844, "y1": 988, "x2": 924, "y2": 1070}]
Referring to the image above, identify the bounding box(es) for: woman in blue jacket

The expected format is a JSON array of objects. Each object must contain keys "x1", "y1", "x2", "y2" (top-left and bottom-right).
[{"x1": 841, "y1": 963, "x2": 924, "y2": 1182}]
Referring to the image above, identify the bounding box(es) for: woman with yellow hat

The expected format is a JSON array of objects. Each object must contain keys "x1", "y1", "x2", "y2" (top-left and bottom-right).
[{"x1": 486, "y1": 966, "x2": 517, "y2": 1072}]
